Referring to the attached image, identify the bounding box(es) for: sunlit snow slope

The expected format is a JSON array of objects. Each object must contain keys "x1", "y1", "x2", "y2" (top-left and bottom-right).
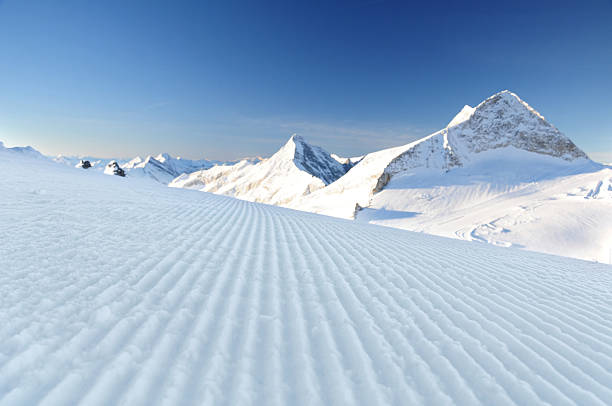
[
  {"x1": 169, "y1": 135, "x2": 347, "y2": 206},
  {"x1": 1, "y1": 145, "x2": 612, "y2": 406},
  {"x1": 294, "y1": 91, "x2": 612, "y2": 262},
  {"x1": 54, "y1": 153, "x2": 221, "y2": 184}
]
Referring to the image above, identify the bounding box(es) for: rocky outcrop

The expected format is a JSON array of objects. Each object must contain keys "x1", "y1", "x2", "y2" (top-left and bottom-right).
[
  {"x1": 449, "y1": 91, "x2": 588, "y2": 161},
  {"x1": 372, "y1": 90, "x2": 590, "y2": 194},
  {"x1": 105, "y1": 161, "x2": 126, "y2": 177},
  {"x1": 78, "y1": 160, "x2": 91, "y2": 169},
  {"x1": 290, "y1": 135, "x2": 347, "y2": 185}
]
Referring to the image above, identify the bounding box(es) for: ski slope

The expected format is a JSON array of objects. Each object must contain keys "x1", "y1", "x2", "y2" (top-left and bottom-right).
[{"x1": 1, "y1": 145, "x2": 612, "y2": 406}]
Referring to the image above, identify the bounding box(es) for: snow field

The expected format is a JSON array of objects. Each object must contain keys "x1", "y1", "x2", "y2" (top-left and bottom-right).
[
  {"x1": 363, "y1": 150, "x2": 612, "y2": 262},
  {"x1": 1, "y1": 150, "x2": 612, "y2": 405}
]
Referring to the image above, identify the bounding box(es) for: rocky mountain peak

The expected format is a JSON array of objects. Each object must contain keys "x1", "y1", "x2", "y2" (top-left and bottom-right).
[
  {"x1": 449, "y1": 90, "x2": 589, "y2": 161},
  {"x1": 273, "y1": 134, "x2": 347, "y2": 184}
]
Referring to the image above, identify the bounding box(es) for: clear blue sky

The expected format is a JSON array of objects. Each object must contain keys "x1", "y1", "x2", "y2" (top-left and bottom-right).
[{"x1": 0, "y1": 0, "x2": 611, "y2": 161}]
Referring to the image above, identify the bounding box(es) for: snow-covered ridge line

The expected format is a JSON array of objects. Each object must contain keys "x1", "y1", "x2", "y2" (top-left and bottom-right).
[
  {"x1": 52, "y1": 151, "x2": 234, "y2": 184},
  {"x1": 284, "y1": 91, "x2": 612, "y2": 262},
  {"x1": 294, "y1": 90, "x2": 593, "y2": 219},
  {"x1": 376, "y1": 90, "x2": 589, "y2": 191},
  {"x1": 0, "y1": 141, "x2": 46, "y2": 159},
  {"x1": 169, "y1": 134, "x2": 348, "y2": 206}
]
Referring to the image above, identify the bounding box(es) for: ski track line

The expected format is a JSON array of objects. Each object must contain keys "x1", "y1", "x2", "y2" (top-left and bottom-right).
[
  {"x1": 177, "y1": 202, "x2": 264, "y2": 406},
  {"x1": 109, "y1": 198, "x2": 254, "y2": 406},
  {"x1": 264, "y1": 216, "x2": 355, "y2": 404},
  {"x1": 280, "y1": 217, "x2": 360, "y2": 405},
  {"x1": 156, "y1": 199, "x2": 260, "y2": 405},
  {"x1": 151, "y1": 200, "x2": 258, "y2": 405},
  {"x1": 314, "y1": 239, "x2": 456, "y2": 405},
  {"x1": 274, "y1": 209, "x2": 380, "y2": 403},
  {"x1": 222, "y1": 204, "x2": 275, "y2": 406},
  {"x1": 296, "y1": 220, "x2": 389, "y2": 405},
  {"x1": 251, "y1": 205, "x2": 283, "y2": 406},
  {"x1": 272, "y1": 212, "x2": 322, "y2": 405},
  {"x1": 295, "y1": 219, "x2": 424, "y2": 405}
]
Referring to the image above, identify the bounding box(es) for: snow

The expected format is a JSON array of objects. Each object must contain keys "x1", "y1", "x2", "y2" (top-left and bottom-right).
[
  {"x1": 169, "y1": 135, "x2": 347, "y2": 206},
  {"x1": 447, "y1": 104, "x2": 475, "y2": 127},
  {"x1": 53, "y1": 155, "x2": 117, "y2": 172},
  {"x1": 54, "y1": 153, "x2": 221, "y2": 184},
  {"x1": 0, "y1": 141, "x2": 47, "y2": 159},
  {"x1": 286, "y1": 91, "x2": 608, "y2": 262},
  {"x1": 291, "y1": 141, "x2": 417, "y2": 218},
  {"x1": 357, "y1": 148, "x2": 612, "y2": 263},
  {"x1": 164, "y1": 91, "x2": 608, "y2": 263},
  {"x1": 2, "y1": 141, "x2": 612, "y2": 405}
]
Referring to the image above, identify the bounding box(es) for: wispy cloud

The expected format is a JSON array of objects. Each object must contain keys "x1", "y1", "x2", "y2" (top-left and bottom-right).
[
  {"x1": 237, "y1": 115, "x2": 436, "y2": 156},
  {"x1": 139, "y1": 101, "x2": 173, "y2": 112}
]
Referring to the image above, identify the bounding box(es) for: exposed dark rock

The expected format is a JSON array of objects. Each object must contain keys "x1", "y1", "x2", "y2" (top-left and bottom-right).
[{"x1": 106, "y1": 161, "x2": 126, "y2": 177}]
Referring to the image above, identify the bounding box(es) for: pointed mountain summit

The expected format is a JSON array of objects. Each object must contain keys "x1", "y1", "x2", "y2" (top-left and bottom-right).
[
  {"x1": 170, "y1": 135, "x2": 348, "y2": 206},
  {"x1": 447, "y1": 105, "x2": 476, "y2": 127},
  {"x1": 271, "y1": 134, "x2": 347, "y2": 184},
  {"x1": 121, "y1": 153, "x2": 218, "y2": 184},
  {"x1": 381, "y1": 90, "x2": 590, "y2": 184},
  {"x1": 449, "y1": 90, "x2": 588, "y2": 161},
  {"x1": 294, "y1": 90, "x2": 593, "y2": 219}
]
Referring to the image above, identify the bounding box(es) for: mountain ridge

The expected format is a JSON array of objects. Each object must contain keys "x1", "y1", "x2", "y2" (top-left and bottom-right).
[{"x1": 169, "y1": 134, "x2": 348, "y2": 205}]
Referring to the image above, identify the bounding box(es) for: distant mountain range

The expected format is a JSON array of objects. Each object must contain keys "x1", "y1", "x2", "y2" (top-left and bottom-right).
[
  {"x1": 4, "y1": 90, "x2": 611, "y2": 262},
  {"x1": 52, "y1": 153, "x2": 252, "y2": 184},
  {"x1": 169, "y1": 135, "x2": 349, "y2": 206},
  {"x1": 169, "y1": 90, "x2": 612, "y2": 262}
]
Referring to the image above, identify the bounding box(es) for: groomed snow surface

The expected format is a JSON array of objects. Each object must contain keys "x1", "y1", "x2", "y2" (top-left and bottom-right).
[{"x1": 1, "y1": 148, "x2": 612, "y2": 406}]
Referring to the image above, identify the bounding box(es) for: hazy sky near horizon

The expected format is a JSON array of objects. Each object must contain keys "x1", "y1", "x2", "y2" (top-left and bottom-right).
[{"x1": 0, "y1": 0, "x2": 611, "y2": 161}]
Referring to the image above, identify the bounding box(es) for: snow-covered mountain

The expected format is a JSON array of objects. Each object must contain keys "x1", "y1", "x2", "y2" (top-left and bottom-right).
[
  {"x1": 170, "y1": 134, "x2": 348, "y2": 205},
  {"x1": 295, "y1": 90, "x2": 591, "y2": 216},
  {"x1": 290, "y1": 90, "x2": 612, "y2": 262},
  {"x1": 2, "y1": 140, "x2": 611, "y2": 405},
  {"x1": 6, "y1": 90, "x2": 609, "y2": 262},
  {"x1": 1, "y1": 141, "x2": 47, "y2": 159},
  {"x1": 120, "y1": 153, "x2": 220, "y2": 184},
  {"x1": 53, "y1": 155, "x2": 111, "y2": 171},
  {"x1": 54, "y1": 152, "x2": 221, "y2": 184}
]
